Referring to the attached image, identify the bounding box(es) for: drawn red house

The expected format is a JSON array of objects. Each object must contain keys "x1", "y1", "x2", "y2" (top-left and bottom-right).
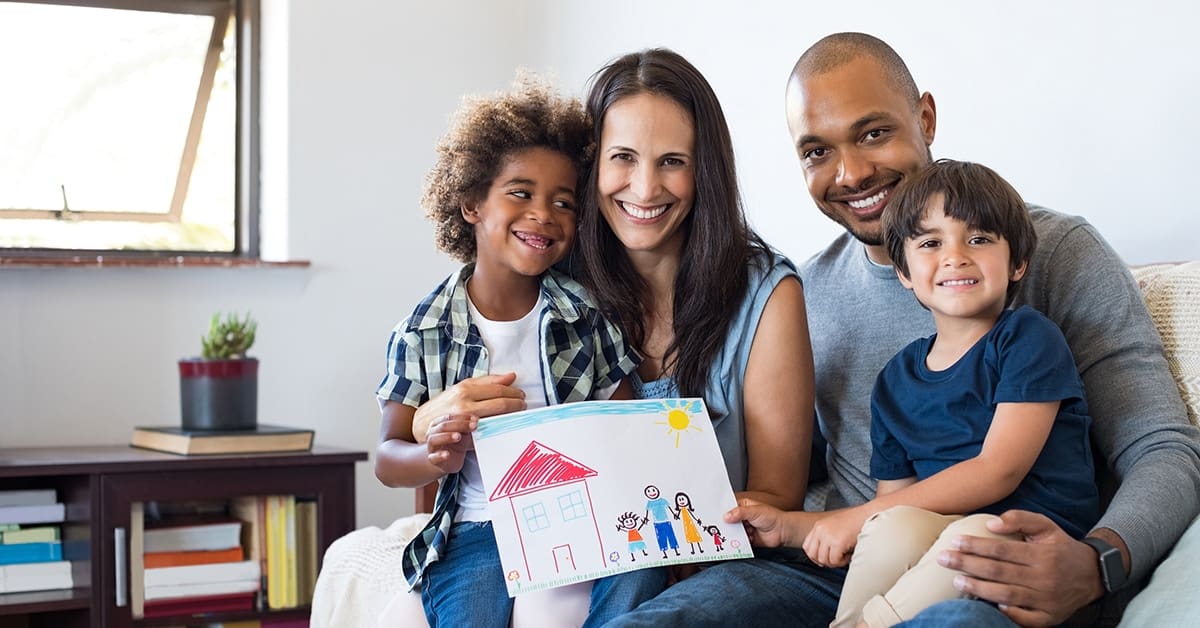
[{"x1": 489, "y1": 440, "x2": 605, "y2": 582}]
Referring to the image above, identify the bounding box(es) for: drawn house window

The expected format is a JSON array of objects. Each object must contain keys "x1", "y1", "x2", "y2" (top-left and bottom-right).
[
  {"x1": 558, "y1": 490, "x2": 587, "y2": 522},
  {"x1": 523, "y1": 502, "x2": 551, "y2": 532}
]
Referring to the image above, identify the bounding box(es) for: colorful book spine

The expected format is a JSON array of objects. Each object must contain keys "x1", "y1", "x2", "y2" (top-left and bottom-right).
[
  {"x1": 0, "y1": 526, "x2": 61, "y2": 544},
  {"x1": 0, "y1": 541, "x2": 62, "y2": 565}
]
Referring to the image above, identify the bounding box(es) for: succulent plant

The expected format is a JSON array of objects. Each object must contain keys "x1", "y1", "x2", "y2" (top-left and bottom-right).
[{"x1": 201, "y1": 312, "x2": 257, "y2": 360}]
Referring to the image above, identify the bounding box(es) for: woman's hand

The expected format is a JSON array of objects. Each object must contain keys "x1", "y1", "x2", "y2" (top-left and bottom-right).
[{"x1": 411, "y1": 372, "x2": 526, "y2": 443}]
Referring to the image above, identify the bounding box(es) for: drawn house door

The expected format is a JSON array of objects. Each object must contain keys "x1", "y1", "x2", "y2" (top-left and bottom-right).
[{"x1": 490, "y1": 441, "x2": 607, "y2": 582}]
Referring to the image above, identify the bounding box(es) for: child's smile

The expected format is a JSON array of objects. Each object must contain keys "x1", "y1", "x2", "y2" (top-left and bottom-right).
[{"x1": 463, "y1": 146, "x2": 578, "y2": 316}]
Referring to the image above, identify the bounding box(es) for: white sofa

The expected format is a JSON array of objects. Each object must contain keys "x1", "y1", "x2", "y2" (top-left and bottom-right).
[{"x1": 312, "y1": 262, "x2": 1200, "y2": 627}]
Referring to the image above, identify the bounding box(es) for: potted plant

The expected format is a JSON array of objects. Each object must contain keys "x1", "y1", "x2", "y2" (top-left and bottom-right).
[{"x1": 179, "y1": 312, "x2": 258, "y2": 431}]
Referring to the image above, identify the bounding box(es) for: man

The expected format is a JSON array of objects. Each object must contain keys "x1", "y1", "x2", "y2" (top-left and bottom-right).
[
  {"x1": 760, "y1": 32, "x2": 1198, "y2": 626},
  {"x1": 610, "y1": 33, "x2": 1200, "y2": 628}
]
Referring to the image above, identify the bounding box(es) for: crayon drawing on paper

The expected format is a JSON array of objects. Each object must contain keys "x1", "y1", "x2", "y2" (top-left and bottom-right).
[{"x1": 473, "y1": 398, "x2": 753, "y2": 596}]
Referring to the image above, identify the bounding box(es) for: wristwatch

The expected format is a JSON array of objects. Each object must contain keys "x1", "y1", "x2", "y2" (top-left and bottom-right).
[{"x1": 1081, "y1": 537, "x2": 1127, "y2": 593}]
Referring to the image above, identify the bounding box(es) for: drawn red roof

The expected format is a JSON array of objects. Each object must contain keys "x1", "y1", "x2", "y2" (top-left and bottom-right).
[{"x1": 489, "y1": 440, "x2": 598, "y2": 501}]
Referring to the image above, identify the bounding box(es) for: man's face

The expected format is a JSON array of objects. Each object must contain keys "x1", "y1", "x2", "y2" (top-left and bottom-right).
[
  {"x1": 644, "y1": 485, "x2": 659, "y2": 499},
  {"x1": 785, "y1": 56, "x2": 936, "y2": 247}
]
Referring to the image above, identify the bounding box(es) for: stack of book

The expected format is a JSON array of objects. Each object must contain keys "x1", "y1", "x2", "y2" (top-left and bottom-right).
[
  {"x1": 0, "y1": 489, "x2": 74, "y2": 593},
  {"x1": 262, "y1": 495, "x2": 318, "y2": 610},
  {"x1": 139, "y1": 513, "x2": 260, "y2": 618}
]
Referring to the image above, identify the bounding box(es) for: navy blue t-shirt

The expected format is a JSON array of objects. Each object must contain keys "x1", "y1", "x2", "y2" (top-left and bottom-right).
[{"x1": 870, "y1": 306, "x2": 1100, "y2": 539}]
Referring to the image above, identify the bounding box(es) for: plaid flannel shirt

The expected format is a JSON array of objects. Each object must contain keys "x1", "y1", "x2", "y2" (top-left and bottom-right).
[{"x1": 375, "y1": 264, "x2": 638, "y2": 588}]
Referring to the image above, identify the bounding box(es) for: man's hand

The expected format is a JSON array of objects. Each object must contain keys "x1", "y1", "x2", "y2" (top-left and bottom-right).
[
  {"x1": 411, "y1": 373, "x2": 525, "y2": 443},
  {"x1": 801, "y1": 506, "x2": 869, "y2": 568},
  {"x1": 426, "y1": 414, "x2": 477, "y2": 475},
  {"x1": 937, "y1": 510, "x2": 1107, "y2": 627}
]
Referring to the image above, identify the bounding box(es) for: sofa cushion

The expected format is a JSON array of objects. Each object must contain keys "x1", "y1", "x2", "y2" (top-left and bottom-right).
[{"x1": 1132, "y1": 262, "x2": 1200, "y2": 427}]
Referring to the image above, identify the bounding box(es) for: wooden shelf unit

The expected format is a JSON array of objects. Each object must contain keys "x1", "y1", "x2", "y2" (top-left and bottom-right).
[{"x1": 0, "y1": 445, "x2": 366, "y2": 627}]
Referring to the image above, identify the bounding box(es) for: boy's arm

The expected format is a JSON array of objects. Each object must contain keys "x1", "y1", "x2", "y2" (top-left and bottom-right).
[
  {"x1": 375, "y1": 401, "x2": 459, "y2": 488},
  {"x1": 802, "y1": 401, "x2": 1060, "y2": 567}
]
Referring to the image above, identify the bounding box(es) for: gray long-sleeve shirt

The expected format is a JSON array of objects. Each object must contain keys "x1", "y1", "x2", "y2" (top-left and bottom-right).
[{"x1": 800, "y1": 205, "x2": 1200, "y2": 584}]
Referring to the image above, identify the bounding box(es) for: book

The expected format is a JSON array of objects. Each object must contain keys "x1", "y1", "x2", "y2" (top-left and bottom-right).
[
  {"x1": 145, "y1": 559, "x2": 260, "y2": 588},
  {"x1": 131, "y1": 502, "x2": 145, "y2": 619},
  {"x1": 142, "y1": 590, "x2": 256, "y2": 618},
  {"x1": 144, "y1": 546, "x2": 244, "y2": 569},
  {"x1": 0, "y1": 489, "x2": 57, "y2": 507},
  {"x1": 0, "y1": 503, "x2": 65, "y2": 525},
  {"x1": 145, "y1": 519, "x2": 242, "y2": 553},
  {"x1": 0, "y1": 525, "x2": 60, "y2": 544},
  {"x1": 144, "y1": 577, "x2": 260, "y2": 601},
  {"x1": 130, "y1": 424, "x2": 314, "y2": 455},
  {"x1": 295, "y1": 499, "x2": 318, "y2": 605},
  {"x1": 0, "y1": 560, "x2": 74, "y2": 593},
  {"x1": 0, "y1": 540, "x2": 61, "y2": 564},
  {"x1": 231, "y1": 495, "x2": 267, "y2": 605}
]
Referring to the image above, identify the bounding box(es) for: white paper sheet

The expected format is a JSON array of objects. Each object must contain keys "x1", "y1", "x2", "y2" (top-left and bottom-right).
[{"x1": 473, "y1": 398, "x2": 753, "y2": 597}]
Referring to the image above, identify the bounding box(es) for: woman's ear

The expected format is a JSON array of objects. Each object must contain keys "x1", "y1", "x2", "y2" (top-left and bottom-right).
[{"x1": 461, "y1": 202, "x2": 480, "y2": 224}]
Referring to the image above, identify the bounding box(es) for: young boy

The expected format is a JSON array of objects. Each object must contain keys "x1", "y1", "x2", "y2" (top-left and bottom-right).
[
  {"x1": 373, "y1": 77, "x2": 647, "y2": 627},
  {"x1": 732, "y1": 160, "x2": 1100, "y2": 628}
]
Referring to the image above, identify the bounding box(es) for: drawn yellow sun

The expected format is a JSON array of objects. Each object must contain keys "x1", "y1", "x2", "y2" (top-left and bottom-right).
[{"x1": 655, "y1": 400, "x2": 702, "y2": 448}]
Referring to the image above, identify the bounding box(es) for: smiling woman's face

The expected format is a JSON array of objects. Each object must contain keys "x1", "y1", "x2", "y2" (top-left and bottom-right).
[{"x1": 597, "y1": 92, "x2": 696, "y2": 261}]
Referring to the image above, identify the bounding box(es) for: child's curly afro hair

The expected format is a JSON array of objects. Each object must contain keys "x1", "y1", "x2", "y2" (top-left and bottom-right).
[{"x1": 422, "y1": 73, "x2": 593, "y2": 263}]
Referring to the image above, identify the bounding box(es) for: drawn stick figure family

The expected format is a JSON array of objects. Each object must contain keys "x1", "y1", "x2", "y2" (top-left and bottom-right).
[{"x1": 614, "y1": 484, "x2": 724, "y2": 561}]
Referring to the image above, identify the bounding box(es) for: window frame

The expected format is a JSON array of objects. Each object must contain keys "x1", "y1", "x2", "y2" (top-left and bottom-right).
[{"x1": 1, "y1": 0, "x2": 261, "y2": 259}]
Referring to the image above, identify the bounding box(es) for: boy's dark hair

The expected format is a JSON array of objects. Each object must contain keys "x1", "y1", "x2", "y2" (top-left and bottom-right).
[
  {"x1": 882, "y1": 159, "x2": 1037, "y2": 306},
  {"x1": 421, "y1": 73, "x2": 592, "y2": 263}
]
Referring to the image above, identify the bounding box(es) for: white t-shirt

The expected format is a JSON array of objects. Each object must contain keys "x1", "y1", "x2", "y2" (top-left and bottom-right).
[{"x1": 454, "y1": 293, "x2": 548, "y2": 522}]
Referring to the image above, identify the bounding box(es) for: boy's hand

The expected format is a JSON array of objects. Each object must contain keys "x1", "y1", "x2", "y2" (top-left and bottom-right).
[
  {"x1": 411, "y1": 373, "x2": 525, "y2": 443},
  {"x1": 725, "y1": 498, "x2": 790, "y2": 548},
  {"x1": 426, "y1": 415, "x2": 477, "y2": 475},
  {"x1": 802, "y1": 506, "x2": 869, "y2": 568}
]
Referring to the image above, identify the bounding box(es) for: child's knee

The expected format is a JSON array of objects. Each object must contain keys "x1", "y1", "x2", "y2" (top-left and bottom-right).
[{"x1": 940, "y1": 513, "x2": 1017, "y2": 542}]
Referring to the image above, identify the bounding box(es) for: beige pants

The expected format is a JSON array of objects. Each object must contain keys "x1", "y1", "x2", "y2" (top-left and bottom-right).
[{"x1": 831, "y1": 505, "x2": 1018, "y2": 628}]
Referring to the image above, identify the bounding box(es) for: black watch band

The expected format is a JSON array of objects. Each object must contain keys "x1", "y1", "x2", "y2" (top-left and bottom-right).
[{"x1": 1081, "y1": 537, "x2": 1127, "y2": 593}]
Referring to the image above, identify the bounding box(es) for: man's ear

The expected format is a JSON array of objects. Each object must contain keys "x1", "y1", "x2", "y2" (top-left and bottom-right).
[
  {"x1": 896, "y1": 267, "x2": 914, "y2": 290},
  {"x1": 461, "y1": 202, "x2": 480, "y2": 224},
  {"x1": 1011, "y1": 259, "x2": 1028, "y2": 282},
  {"x1": 918, "y1": 92, "x2": 937, "y2": 147}
]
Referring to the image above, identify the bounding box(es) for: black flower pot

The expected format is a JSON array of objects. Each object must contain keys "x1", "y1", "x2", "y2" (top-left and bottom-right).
[{"x1": 179, "y1": 357, "x2": 258, "y2": 431}]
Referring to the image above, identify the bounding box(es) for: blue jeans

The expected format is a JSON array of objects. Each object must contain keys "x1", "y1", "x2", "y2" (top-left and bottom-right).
[
  {"x1": 421, "y1": 522, "x2": 511, "y2": 628},
  {"x1": 584, "y1": 567, "x2": 668, "y2": 627},
  {"x1": 896, "y1": 599, "x2": 1016, "y2": 627},
  {"x1": 603, "y1": 549, "x2": 844, "y2": 627}
]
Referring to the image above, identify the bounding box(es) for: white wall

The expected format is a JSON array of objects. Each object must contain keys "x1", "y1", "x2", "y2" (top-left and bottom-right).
[{"x1": 2, "y1": 1, "x2": 1197, "y2": 530}]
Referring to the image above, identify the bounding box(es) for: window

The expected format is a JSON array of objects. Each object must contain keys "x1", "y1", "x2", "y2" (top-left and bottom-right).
[
  {"x1": 0, "y1": 0, "x2": 259, "y2": 256},
  {"x1": 558, "y1": 490, "x2": 587, "y2": 522},
  {"x1": 523, "y1": 502, "x2": 550, "y2": 533}
]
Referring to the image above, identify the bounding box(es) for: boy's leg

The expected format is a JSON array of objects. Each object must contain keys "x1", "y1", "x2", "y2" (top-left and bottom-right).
[
  {"x1": 861, "y1": 513, "x2": 1018, "y2": 628},
  {"x1": 833, "y1": 506, "x2": 958, "y2": 628},
  {"x1": 583, "y1": 566, "x2": 668, "y2": 627},
  {"x1": 605, "y1": 551, "x2": 843, "y2": 627},
  {"x1": 420, "y1": 521, "x2": 512, "y2": 628}
]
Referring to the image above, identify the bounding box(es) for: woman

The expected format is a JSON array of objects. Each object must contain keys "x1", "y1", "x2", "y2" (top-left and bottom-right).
[
  {"x1": 575, "y1": 48, "x2": 812, "y2": 511},
  {"x1": 406, "y1": 48, "x2": 814, "y2": 625}
]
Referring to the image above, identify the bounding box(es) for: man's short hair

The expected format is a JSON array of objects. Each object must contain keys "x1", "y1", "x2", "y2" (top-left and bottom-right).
[{"x1": 793, "y1": 32, "x2": 920, "y2": 107}]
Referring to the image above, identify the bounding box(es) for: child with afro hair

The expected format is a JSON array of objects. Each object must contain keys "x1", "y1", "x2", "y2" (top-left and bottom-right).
[{"x1": 374, "y1": 74, "x2": 661, "y2": 627}]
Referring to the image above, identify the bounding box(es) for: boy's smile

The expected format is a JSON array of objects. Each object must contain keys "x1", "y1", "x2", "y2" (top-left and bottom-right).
[{"x1": 463, "y1": 146, "x2": 577, "y2": 319}]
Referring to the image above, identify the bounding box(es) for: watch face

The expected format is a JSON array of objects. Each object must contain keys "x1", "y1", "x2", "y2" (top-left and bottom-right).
[{"x1": 1099, "y1": 546, "x2": 1126, "y2": 592}]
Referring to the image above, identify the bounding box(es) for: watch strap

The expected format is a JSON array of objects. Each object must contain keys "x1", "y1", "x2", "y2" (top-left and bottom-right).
[{"x1": 1081, "y1": 536, "x2": 1127, "y2": 593}]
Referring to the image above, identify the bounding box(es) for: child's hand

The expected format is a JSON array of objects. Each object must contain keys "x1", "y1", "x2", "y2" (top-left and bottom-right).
[
  {"x1": 411, "y1": 373, "x2": 525, "y2": 443},
  {"x1": 725, "y1": 498, "x2": 790, "y2": 548},
  {"x1": 426, "y1": 415, "x2": 477, "y2": 475},
  {"x1": 801, "y1": 506, "x2": 870, "y2": 568}
]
